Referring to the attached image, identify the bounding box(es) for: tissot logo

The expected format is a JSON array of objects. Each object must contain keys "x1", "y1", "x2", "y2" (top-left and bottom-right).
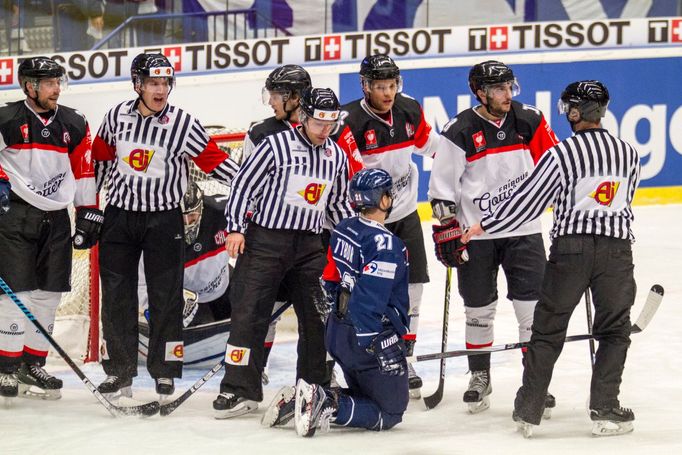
[
  {"x1": 0, "y1": 58, "x2": 14, "y2": 85},
  {"x1": 304, "y1": 35, "x2": 342, "y2": 61},
  {"x1": 468, "y1": 26, "x2": 513, "y2": 51},
  {"x1": 163, "y1": 46, "x2": 182, "y2": 71},
  {"x1": 648, "y1": 19, "x2": 682, "y2": 43}
]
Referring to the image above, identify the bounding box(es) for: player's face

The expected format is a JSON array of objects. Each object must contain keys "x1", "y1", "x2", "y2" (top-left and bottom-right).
[
  {"x1": 366, "y1": 78, "x2": 398, "y2": 113},
  {"x1": 139, "y1": 77, "x2": 171, "y2": 112},
  {"x1": 183, "y1": 210, "x2": 200, "y2": 227},
  {"x1": 304, "y1": 117, "x2": 337, "y2": 145},
  {"x1": 30, "y1": 77, "x2": 61, "y2": 111},
  {"x1": 481, "y1": 81, "x2": 513, "y2": 117},
  {"x1": 266, "y1": 91, "x2": 297, "y2": 121}
]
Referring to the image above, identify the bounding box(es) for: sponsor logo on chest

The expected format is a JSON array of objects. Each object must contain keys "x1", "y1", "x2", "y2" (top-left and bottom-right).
[
  {"x1": 298, "y1": 182, "x2": 327, "y2": 205},
  {"x1": 473, "y1": 131, "x2": 486, "y2": 152},
  {"x1": 365, "y1": 129, "x2": 378, "y2": 149},
  {"x1": 123, "y1": 148, "x2": 155, "y2": 172}
]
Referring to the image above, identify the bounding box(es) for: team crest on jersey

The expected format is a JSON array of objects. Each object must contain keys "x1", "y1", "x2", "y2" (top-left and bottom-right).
[
  {"x1": 405, "y1": 122, "x2": 415, "y2": 138},
  {"x1": 20, "y1": 123, "x2": 29, "y2": 142},
  {"x1": 159, "y1": 114, "x2": 170, "y2": 125},
  {"x1": 123, "y1": 148, "x2": 155, "y2": 172},
  {"x1": 365, "y1": 129, "x2": 378, "y2": 149},
  {"x1": 324, "y1": 147, "x2": 332, "y2": 157},
  {"x1": 473, "y1": 131, "x2": 486, "y2": 152},
  {"x1": 590, "y1": 181, "x2": 620, "y2": 207},
  {"x1": 298, "y1": 182, "x2": 327, "y2": 205}
]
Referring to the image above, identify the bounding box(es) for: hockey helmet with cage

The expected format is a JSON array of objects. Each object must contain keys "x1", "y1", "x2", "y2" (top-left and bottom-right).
[
  {"x1": 468, "y1": 60, "x2": 519, "y2": 99},
  {"x1": 181, "y1": 181, "x2": 204, "y2": 244},
  {"x1": 349, "y1": 168, "x2": 393, "y2": 213},
  {"x1": 558, "y1": 80, "x2": 610, "y2": 122},
  {"x1": 18, "y1": 57, "x2": 67, "y2": 94},
  {"x1": 130, "y1": 53, "x2": 175, "y2": 90}
]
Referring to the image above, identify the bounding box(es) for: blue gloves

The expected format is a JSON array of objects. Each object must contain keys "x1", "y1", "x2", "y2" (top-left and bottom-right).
[
  {"x1": 367, "y1": 329, "x2": 407, "y2": 376},
  {"x1": 0, "y1": 179, "x2": 10, "y2": 215}
]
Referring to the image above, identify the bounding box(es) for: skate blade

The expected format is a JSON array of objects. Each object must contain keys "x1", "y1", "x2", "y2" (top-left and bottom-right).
[
  {"x1": 18, "y1": 383, "x2": 61, "y2": 401},
  {"x1": 214, "y1": 401, "x2": 257, "y2": 420},
  {"x1": 516, "y1": 421, "x2": 534, "y2": 438},
  {"x1": 409, "y1": 387, "x2": 422, "y2": 399},
  {"x1": 261, "y1": 386, "x2": 295, "y2": 427},
  {"x1": 294, "y1": 382, "x2": 316, "y2": 437},
  {"x1": 542, "y1": 407, "x2": 552, "y2": 420},
  {"x1": 467, "y1": 396, "x2": 490, "y2": 414},
  {"x1": 592, "y1": 420, "x2": 634, "y2": 436}
]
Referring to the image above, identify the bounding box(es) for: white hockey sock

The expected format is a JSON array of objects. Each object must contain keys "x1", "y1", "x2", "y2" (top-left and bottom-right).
[
  {"x1": 23, "y1": 290, "x2": 62, "y2": 356},
  {"x1": 0, "y1": 292, "x2": 29, "y2": 358},
  {"x1": 465, "y1": 301, "x2": 497, "y2": 348},
  {"x1": 512, "y1": 299, "x2": 537, "y2": 343},
  {"x1": 407, "y1": 283, "x2": 423, "y2": 336}
]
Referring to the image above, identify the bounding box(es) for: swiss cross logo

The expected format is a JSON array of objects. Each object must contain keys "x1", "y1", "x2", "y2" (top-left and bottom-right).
[
  {"x1": 0, "y1": 58, "x2": 14, "y2": 85},
  {"x1": 672, "y1": 19, "x2": 682, "y2": 43},
  {"x1": 163, "y1": 47, "x2": 182, "y2": 72},
  {"x1": 472, "y1": 131, "x2": 486, "y2": 152},
  {"x1": 365, "y1": 129, "x2": 377, "y2": 148},
  {"x1": 489, "y1": 27, "x2": 509, "y2": 50},
  {"x1": 323, "y1": 36, "x2": 342, "y2": 60}
]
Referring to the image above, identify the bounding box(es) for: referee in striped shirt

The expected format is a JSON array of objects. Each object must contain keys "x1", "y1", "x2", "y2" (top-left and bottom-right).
[
  {"x1": 213, "y1": 87, "x2": 354, "y2": 418},
  {"x1": 92, "y1": 53, "x2": 239, "y2": 398},
  {"x1": 464, "y1": 80, "x2": 641, "y2": 434}
]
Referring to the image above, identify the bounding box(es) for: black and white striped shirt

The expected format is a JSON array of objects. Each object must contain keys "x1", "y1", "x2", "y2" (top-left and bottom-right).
[
  {"x1": 226, "y1": 126, "x2": 354, "y2": 234},
  {"x1": 481, "y1": 128, "x2": 641, "y2": 241},
  {"x1": 93, "y1": 99, "x2": 239, "y2": 211}
]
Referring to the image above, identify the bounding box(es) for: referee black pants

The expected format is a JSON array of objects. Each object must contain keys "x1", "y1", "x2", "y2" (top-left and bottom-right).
[
  {"x1": 514, "y1": 234, "x2": 636, "y2": 424},
  {"x1": 99, "y1": 206, "x2": 185, "y2": 379},
  {"x1": 220, "y1": 223, "x2": 328, "y2": 402}
]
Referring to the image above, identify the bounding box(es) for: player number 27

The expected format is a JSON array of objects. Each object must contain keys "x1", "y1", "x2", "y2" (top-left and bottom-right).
[{"x1": 374, "y1": 234, "x2": 393, "y2": 251}]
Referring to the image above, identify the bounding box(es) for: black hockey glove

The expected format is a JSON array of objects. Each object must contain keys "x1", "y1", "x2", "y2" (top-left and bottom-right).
[
  {"x1": 432, "y1": 218, "x2": 469, "y2": 268},
  {"x1": 0, "y1": 179, "x2": 10, "y2": 215},
  {"x1": 367, "y1": 329, "x2": 407, "y2": 377},
  {"x1": 73, "y1": 207, "x2": 104, "y2": 249}
]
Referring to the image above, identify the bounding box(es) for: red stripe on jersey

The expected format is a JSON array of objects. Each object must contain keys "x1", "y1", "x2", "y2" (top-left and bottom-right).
[
  {"x1": 0, "y1": 349, "x2": 23, "y2": 357},
  {"x1": 321, "y1": 246, "x2": 340, "y2": 282},
  {"x1": 184, "y1": 246, "x2": 225, "y2": 268},
  {"x1": 528, "y1": 115, "x2": 559, "y2": 164},
  {"x1": 23, "y1": 346, "x2": 48, "y2": 357},
  {"x1": 414, "y1": 108, "x2": 432, "y2": 149},
  {"x1": 92, "y1": 135, "x2": 116, "y2": 160},
  {"x1": 69, "y1": 124, "x2": 95, "y2": 179},
  {"x1": 466, "y1": 341, "x2": 494, "y2": 349},
  {"x1": 466, "y1": 143, "x2": 530, "y2": 163},
  {"x1": 361, "y1": 139, "x2": 416, "y2": 156},
  {"x1": 192, "y1": 138, "x2": 230, "y2": 174},
  {"x1": 8, "y1": 142, "x2": 68, "y2": 153}
]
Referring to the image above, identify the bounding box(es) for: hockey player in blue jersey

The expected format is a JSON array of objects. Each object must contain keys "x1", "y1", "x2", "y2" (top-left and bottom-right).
[{"x1": 289, "y1": 168, "x2": 410, "y2": 437}]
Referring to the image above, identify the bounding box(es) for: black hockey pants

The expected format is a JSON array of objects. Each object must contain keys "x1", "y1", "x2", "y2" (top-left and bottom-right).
[
  {"x1": 220, "y1": 223, "x2": 328, "y2": 401},
  {"x1": 514, "y1": 234, "x2": 636, "y2": 424}
]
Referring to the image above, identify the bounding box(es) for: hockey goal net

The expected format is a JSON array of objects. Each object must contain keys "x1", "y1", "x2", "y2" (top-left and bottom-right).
[{"x1": 51, "y1": 128, "x2": 245, "y2": 362}]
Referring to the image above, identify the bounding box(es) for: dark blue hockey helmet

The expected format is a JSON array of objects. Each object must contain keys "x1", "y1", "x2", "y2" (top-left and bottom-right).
[{"x1": 349, "y1": 168, "x2": 393, "y2": 212}]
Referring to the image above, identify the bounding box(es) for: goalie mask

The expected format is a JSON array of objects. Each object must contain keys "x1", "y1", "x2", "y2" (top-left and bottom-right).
[{"x1": 181, "y1": 182, "x2": 204, "y2": 244}]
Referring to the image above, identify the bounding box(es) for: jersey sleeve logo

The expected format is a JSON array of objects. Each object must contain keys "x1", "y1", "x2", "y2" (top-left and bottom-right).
[
  {"x1": 123, "y1": 148, "x2": 155, "y2": 172},
  {"x1": 364, "y1": 129, "x2": 378, "y2": 149},
  {"x1": 473, "y1": 131, "x2": 487, "y2": 152},
  {"x1": 362, "y1": 261, "x2": 397, "y2": 279},
  {"x1": 20, "y1": 123, "x2": 29, "y2": 142},
  {"x1": 590, "y1": 181, "x2": 620, "y2": 207},
  {"x1": 297, "y1": 182, "x2": 327, "y2": 205}
]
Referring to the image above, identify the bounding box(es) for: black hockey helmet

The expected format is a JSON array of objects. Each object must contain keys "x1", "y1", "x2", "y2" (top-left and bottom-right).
[
  {"x1": 264, "y1": 64, "x2": 311, "y2": 96},
  {"x1": 18, "y1": 57, "x2": 66, "y2": 94},
  {"x1": 360, "y1": 54, "x2": 400, "y2": 81},
  {"x1": 558, "y1": 80, "x2": 610, "y2": 121},
  {"x1": 181, "y1": 181, "x2": 204, "y2": 244},
  {"x1": 349, "y1": 168, "x2": 393, "y2": 213},
  {"x1": 468, "y1": 60, "x2": 519, "y2": 98},
  {"x1": 299, "y1": 87, "x2": 341, "y2": 121},
  {"x1": 130, "y1": 53, "x2": 175, "y2": 89}
]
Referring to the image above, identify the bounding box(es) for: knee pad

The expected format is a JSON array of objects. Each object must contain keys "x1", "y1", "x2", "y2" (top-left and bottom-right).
[
  {"x1": 465, "y1": 301, "x2": 497, "y2": 348},
  {"x1": 407, "y1": 283, "x2": 423, "y2": 335},
  {"x1": 513, "y1": 299, "x2": 537, "y2": 343}
]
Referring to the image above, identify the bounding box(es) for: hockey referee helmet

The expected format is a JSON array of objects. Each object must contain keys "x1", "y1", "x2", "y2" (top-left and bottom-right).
[
  {"x1": 468, "y1": 60, "x2": 520, "y2": 100},
  {"x1": 300, "y1": 87, "x2": 341, "y2": 121},
  {"x1": 18, "y1": 57, "x2": 67, "y2": 95},
  {"x1": 349, "y1": 168, "x2": 394, "y2": 213},
  {"x1": 558, "y1": 80, "x2": 610, "y2": 123},
  {"x1": 131, "y1": 53, "x2": 175, "y2": 90},
  {"x1": 181, "y1": 181, "x2": 204, "y2": 244}
]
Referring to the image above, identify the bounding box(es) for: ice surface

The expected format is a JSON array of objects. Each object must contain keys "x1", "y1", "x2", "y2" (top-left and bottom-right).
[{"x1": 4, "y1": 205, "x2": 681, "y2": 455}]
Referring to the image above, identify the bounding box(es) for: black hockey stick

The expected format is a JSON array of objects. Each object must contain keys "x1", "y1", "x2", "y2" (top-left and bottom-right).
[
  {"x1": 0, "y1": 277, "x2": 159, "y2": 417},
  {"x1": 160, "y1": 300, "x2": 293, "y2": 416},
  {"x1": 413, "y1": 284, "x2": 663, "y2": 363},
  {"x1": 423, "y1": 267, "x2": 452, "y2": 410},
  {"x1": 585, "y1": 290, "x2": 596, "y2": 368}
]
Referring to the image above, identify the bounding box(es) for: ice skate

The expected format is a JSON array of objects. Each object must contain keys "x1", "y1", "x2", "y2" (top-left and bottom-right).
[
  {"x1": 542, "y1": 392, "x2": 556, "y2": 419},
  {"x1": 155, "y1": 378, "x2": 174, "y2": 403},
  {"x1": 407, "y1": 363, "x2": 423, "y2": 399},
  {"x1": 213, "y1": 392, "x2": 258, "y2": 419},
  {"x1": 97, "y1": 375, "x2": 133, "y2": 400},
  {"x1": 513, "y1": 410, "x2": 535, "y2": 438},
  {"x1": 463, "y1": 370, "x2": 491, "y2": 413},
  {"x1": 294, "y1": 378, "x2": 337, "y2": 437},
  {"x1": 1, "y1": 372, "x2": 18, "y2": 407},
  {"x1": 261, "y1": 385, "x2": 295, "y2": 427},
  {"x1": 17, "y1": 363, "x2": 63, "y2": 400},
  {"x1": 590, "y1": 406, "x2": 634, "y2": 436}
]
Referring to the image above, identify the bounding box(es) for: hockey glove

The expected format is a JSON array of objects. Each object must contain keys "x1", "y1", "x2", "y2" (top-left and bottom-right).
[
  {"x1": 73, "y1": 207, "x2": 104, "y2": 249},
  {"x1": 0, "y1": 179, "x2": 10, "y2": 215},
  {"x1": 367, "y1": 329, "x2": 407, "y2": 376},
  {"x1": 432, "y1": 218, "x2": 469, "y2": 268},
  {"x1": 318, "y1": 278, "x2": 339, "y2": 320}
]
